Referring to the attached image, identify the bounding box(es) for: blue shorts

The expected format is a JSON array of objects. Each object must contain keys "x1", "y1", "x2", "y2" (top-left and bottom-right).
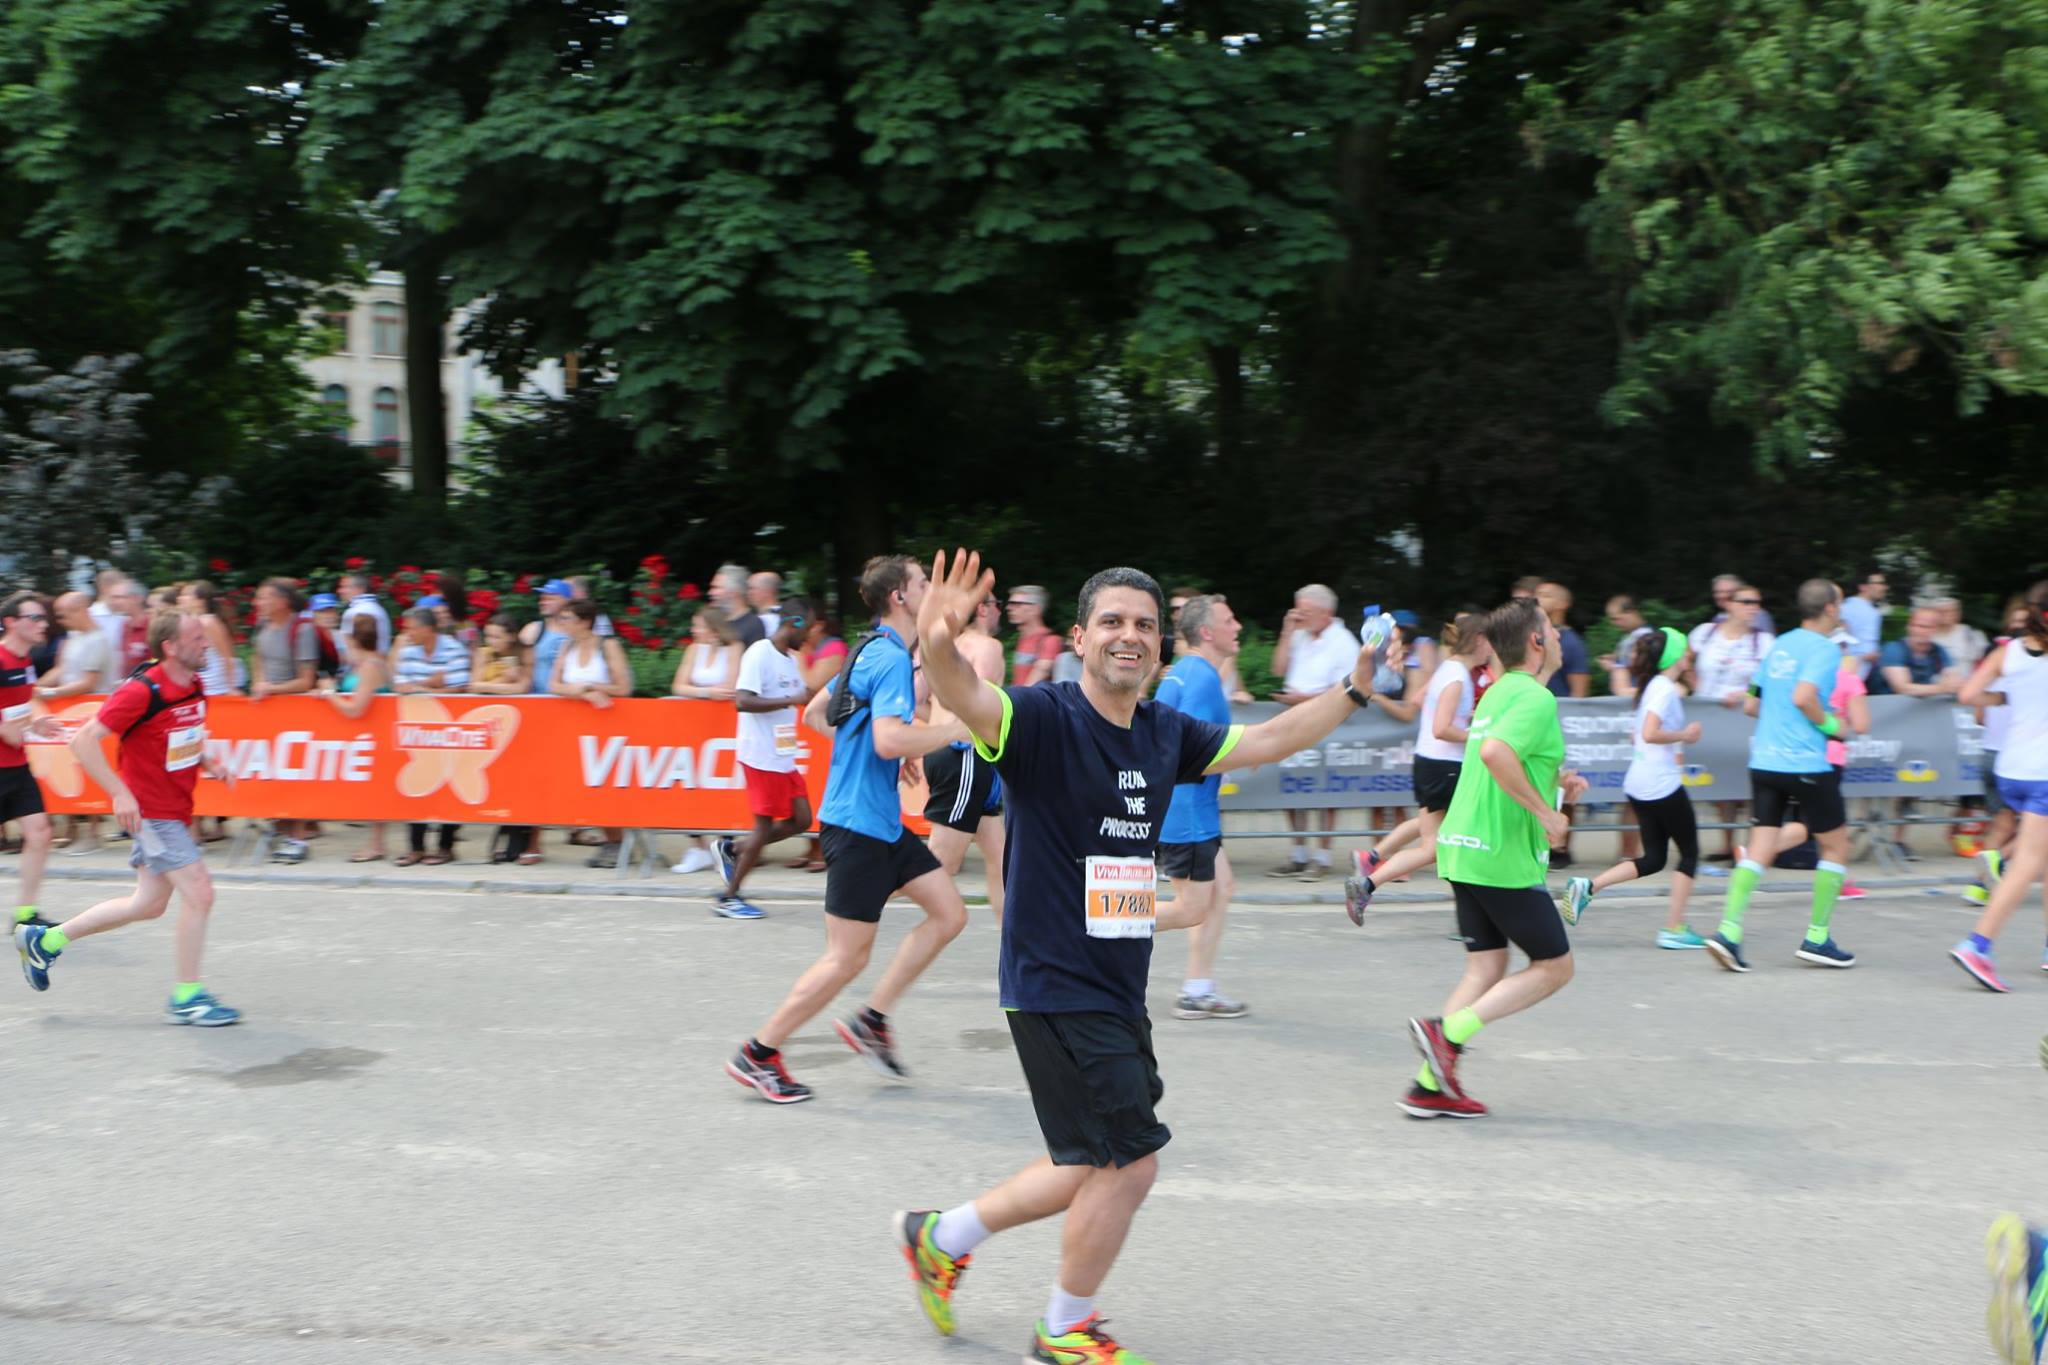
[{"x1": 1996, "y1": 775, "x2": 2048, "y2": 818}]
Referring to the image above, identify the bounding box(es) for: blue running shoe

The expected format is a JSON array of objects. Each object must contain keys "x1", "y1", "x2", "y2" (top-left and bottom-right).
[
  {"x1": 1561, "y1": 876, "x2": 1592, "y2": 926},
  {"x1": 1985, "y1": 1214, "x2": 2046, "y2": 1365},
  {"x1": 1657, "y1": 926, "x2": 1707, "y2": 950},
  {"x1": 713, "y1": 835, "x2": 738, "y2": 887},
  {"x1": 713, "y1": 895, "x2": 765, "y2": 920},
  {"x1": 165, "y1": 991, "x2": 240, "y2": 1026},
  {"x1": 13, "y1": 923, "x2": 56, "y2": 992},
  {"x1": 1704, "y1": 931, "x2": 1750, "y2": 973},
  {"x1": 1795, "y1": 937, "x2": 1856, "y2": 968}
]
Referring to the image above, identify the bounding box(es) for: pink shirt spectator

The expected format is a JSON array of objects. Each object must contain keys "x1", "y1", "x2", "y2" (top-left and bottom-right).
[{"x1": 1826, "y1": 667, "x2": 1866, "y2": 768}]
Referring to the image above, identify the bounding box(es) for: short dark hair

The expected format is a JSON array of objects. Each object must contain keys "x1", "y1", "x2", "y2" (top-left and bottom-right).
[
  {"x1": 145, "y1": 608, "x2": 186, "y2": 657},
  {"x1": 1797, "y1": 578, "x2": 1841, "y2": 621},
  {"x1": 1177, "y1": 593, "x2": 1226, "y2": 648},
  {"x1": 1077, "y1": 567, "x2": 1164, "y2": 630},
  {"x1": 859, "y1": 555, "x2": 917, "y2": 615},
  {"x1": 1484, "y1": 598, "x2": 1547, "y2": 670},
  {"x1": 778, "y1": 596, "x2": 812, "y2": 632},
  {"x1": 562, "y1": 598, "x2": 599, "y2": 626},
  {"x1": 1510, "y1": 575, "x2": 1545, "y2": 599},
  {"x1": 0, "y1": 591, "x2": 44, "y2": 624},
  {"x1": 1858, "y1": 567, "x2": 1887, "y2": 587}
]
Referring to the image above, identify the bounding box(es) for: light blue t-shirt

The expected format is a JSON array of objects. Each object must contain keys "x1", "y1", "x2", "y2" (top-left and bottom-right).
[
  {"x1": 1156, "y1": 654, "x2": 1231, "y2": 844},
  {"x1": 1840, "y1": 596, "x2": 1883, "y2": 675},
  {"x1": 817, "y1": 624, "x2": 918, "y2": 841},
  {"x1": 1750, "y1": 627, "x2": 1840, "y2": 774}
]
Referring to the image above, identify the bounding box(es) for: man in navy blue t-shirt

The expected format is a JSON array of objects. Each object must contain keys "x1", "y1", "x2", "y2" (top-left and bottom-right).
[
  {"x1": 725, "y1": 554, "x2": 973, "y2": 1106},
  {"x1": 1153, "y1": 593, "x2": 1248, "y2": 1021},
  {"x1": 888, "y1": 553, "x2": 1387, "y2": 1363}
]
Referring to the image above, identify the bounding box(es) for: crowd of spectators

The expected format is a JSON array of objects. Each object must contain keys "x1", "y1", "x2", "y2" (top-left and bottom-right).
[{"x1": 0, "y1": 556, "x2": 2011, "y2": 875}]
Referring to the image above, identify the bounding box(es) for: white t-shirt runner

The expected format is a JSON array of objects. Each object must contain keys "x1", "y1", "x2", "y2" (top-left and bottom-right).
[
  {"x1": 1689, "y1": 623, "x2": 1775, "y2": 703},
  {"x1": 1413, "y1": 659, "x2": 1475, "y2": 762},
  {"x1": 1993, "y1": 640, "x2": 2048, "y2": 782},
  {"x1": 734, "y1": 638, "x2": 806, "y2": 773},
  {"x1": 1624, "y1": 673, "x2": 1687, "y2": 801}
]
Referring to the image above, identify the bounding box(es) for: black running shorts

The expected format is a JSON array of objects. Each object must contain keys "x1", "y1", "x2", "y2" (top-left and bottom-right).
[
  {"x1": 820, "y1": 824, "x2": 942, "y2": 923},
  {"x1": 921, "y1": 744, "x2": 1000, "y2": 834},
  {"x1": 1749, "y1": 767, "x2": 1846, "y2": 836},
  {"x1": 1410, "y1": 755, "x2": 1463, "y2": 815},
  {"x1": 1156, "y1": 837, "x2": 1220, "y2": 883},
  {"x1": 1007, "y1": 1009, "x2": 1169, "y2": 1169},
  {"x1": 0, "y1": 765, "x2": 45, "y2": 823},
  {"x1": 1450, "y1": 881, "x2": 1571, "y2": 962}
]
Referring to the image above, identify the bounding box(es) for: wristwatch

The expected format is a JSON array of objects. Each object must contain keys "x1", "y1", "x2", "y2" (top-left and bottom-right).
[{"x1": 1343, "y1": 678, "x2": 1374, "y2": 708}]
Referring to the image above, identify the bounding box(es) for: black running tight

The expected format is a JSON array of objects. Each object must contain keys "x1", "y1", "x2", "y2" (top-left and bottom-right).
[{"x1": 1628, "y1": 789, "x2": 1699, "y2": 879}]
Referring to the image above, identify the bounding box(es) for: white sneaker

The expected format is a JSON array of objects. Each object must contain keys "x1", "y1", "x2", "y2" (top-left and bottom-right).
[{"x1": 674, "y1": 847, "x2": 715, "y2": 875}]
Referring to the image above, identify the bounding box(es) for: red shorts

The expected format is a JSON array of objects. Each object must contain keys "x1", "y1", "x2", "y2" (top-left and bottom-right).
[{"x1": 742, "y1": 763, "x2": 810, "y2": 821}]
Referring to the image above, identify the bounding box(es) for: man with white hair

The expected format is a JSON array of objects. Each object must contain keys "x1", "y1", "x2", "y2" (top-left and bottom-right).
[
  {"x1": 1268, "y1": 583, "x2": 1358, "y2": 879},
  {"x1": 711, "y1": 563, "x2": 766, "y2": 647},
  {"x1": 748, "y1": 571, "x2": 785, "y2": 635},
  {"x1": 1930, "y1": 598, "x2": 1987, "y2": 671}
]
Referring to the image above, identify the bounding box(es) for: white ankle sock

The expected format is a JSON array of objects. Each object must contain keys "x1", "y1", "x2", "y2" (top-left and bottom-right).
[
  {"x1": 932, "y1": 1202, "x2": 990, "y2": 1260},
  {"x1": 1182, "y1": 978, "x2": 1213, "y2": 998},
  {"x1": 1045, "y1": 1285, "x2": 1096, "y2": 1336}
]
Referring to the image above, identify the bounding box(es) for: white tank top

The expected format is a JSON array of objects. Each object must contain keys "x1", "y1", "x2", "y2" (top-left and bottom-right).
[
  {"x1": 198, "y1": 640, "x2": 234, "y2": 695},
  {"x1": 561, "y1": 641, "x2": 613, "y2": 688},
  {"x1": 1413, "y1": 659, "x2": 1474, "y2": 762},
  {"x1": 689, "y1": 643, "x2": 733, "y2": 689},
  {"x1": 1993, "y1": 640, "x2": 2048, "y2": 781}
]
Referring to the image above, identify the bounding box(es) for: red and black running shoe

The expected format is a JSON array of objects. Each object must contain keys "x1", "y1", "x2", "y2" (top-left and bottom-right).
[
  {"x1": 725, "y1": 1045, "x2": 813, "y2": 1103},
  {"x1": 1407, "y1": 1016, "x2": 1466, "y2": 1098},
  {"x1": 1397, "y1": 1084, "x2": 1487, "y2": 1119}
]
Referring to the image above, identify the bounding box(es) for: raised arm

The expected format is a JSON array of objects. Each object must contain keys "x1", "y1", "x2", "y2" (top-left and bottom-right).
[
  {"x1": 915, "y1": 549, "x2": 1006, "y2": 751},
  {"x1": 1218, "y1": 627, "x2": 1385, "y2": 772}
]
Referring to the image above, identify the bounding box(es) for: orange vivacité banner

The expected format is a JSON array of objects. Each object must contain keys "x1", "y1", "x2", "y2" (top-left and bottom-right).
[{"x1": 18, "y1": 695, "x2": 934, "y2": 832}]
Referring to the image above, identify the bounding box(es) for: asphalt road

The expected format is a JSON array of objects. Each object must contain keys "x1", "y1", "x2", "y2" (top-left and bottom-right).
[{"x1": 1, "y1": 869, "x2": 2040, "y2": 1364}]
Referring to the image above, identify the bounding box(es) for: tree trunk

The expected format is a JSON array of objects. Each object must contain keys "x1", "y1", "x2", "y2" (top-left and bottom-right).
[{"x1": 404, "y1": 257, "x2": 448, "y2": 502}]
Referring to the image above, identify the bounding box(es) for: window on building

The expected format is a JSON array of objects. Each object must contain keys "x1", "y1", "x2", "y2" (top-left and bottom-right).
[
  {"x1": 323, "y1": 310, "x2": 351, "y2": 354},
  {"x1": 371, "y1": 302, "x2": 405, "y2": 356},
  {"x1": 372, "y1": 386, "x2": 401, "y2": 459},
  {"x1": 321, "y1": 385, "x2": 349, "y2": 441}
]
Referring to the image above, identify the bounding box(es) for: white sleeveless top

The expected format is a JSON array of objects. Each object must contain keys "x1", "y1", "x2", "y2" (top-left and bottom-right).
[
  {"x1": 688, "y1": 643, "x2": 734, "y2": 689},
  {"x1": 198, "y1": 633, "x2": 234, "y2": 695},
  {"x1": 561, "y1": 641, "x2": 613, "y2": 688},
  {"x1": 1993, "y1": 640, "x2": 2048, "y2": 781},
  {"x1": 1413, "y1": 659, "x2": 1474, "y2": 762}
]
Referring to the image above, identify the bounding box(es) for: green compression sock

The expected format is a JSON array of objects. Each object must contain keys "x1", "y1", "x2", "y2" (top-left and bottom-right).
[
  {"x1": 1719, "y1": 860, "x2": 1763, "y2": 943},
  {"x1": 39, "y1": 927, "x2": 67, "y2": 953},
  {"x1": 13, "y1": 905, "x2": 35, "y2": 924},
  {"x1": 1443, "y1": 1008, "x2": 1485, "y2": 1046},
  {"x1": 1415, "y1": 1062, "x2": 1439, "y2": 1093},
  {"x1": 1807, "y1": 862, "x2": 1846, "y2": 944},
  {"x1": 172, "y1": 982, "x2": 204, "y2": 1006}
]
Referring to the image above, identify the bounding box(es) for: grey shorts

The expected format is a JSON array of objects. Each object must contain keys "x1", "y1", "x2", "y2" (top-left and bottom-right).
[{"x1": 129, "y1": 819, "x2": 203, "y2": 876}]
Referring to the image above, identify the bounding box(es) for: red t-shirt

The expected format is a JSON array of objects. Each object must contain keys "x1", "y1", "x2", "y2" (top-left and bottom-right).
[
  {"x1": 0, "y1": 644, "x2": 37, "y2": 769},
  {"x1": 1012, "y1": 627, "x2": 1062, "y2": 685},
  {"x1": 119, "y1": 617, "x2": 150, "y2": 675},
  {"x1": 95, "y1": 666, "x2": 207, "y2": 821}
]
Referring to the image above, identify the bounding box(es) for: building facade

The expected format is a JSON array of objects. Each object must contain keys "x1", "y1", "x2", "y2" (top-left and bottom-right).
[{"x1": 304, "y1": 271, "x2": 566, "y2": 476}]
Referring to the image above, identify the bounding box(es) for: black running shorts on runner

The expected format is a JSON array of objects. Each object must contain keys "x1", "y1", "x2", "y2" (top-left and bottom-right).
[
  {"x1": 820, "y1": 823, "x2": 942, "y2": 923},
  {"x1": 1156, "y1": 837, "x2": 1220, "y2": 883},
  {"x1": 1450, "y1": 881, "x2": 1571, "y2": 962},
  {"x1": 921, "y1": 744, "x2": 1000, "y2": 834},
  {"x1": 0, "y1": 766, "x2": 45, "y2": 822},
  {"x1": 1410, "y1": 755, "x2": 1463, "y2": 815},
  {"x1": 1007, "y1": 1009, "x2": 1169, "y2": 1169},
  {"x1": 1749, "y1": 767, "x2": 1846, "y2": 836}
]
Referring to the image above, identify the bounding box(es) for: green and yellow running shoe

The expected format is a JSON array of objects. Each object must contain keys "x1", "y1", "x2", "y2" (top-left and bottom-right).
[
  {"x1": 893, "y1": 1209, "x2": 970, "y2": 1336},
  {"x1": 1986, "y1": 1213, "x2": 2047, "y2": 1364},
  {"x1": 1027, "y1": 1314, "x2": 1154, "y2": 1364}
]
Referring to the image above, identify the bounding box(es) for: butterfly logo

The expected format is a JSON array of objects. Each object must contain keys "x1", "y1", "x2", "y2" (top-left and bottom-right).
[{"x1": 392, "y1": 697, "x2": 520, "y2": 804}]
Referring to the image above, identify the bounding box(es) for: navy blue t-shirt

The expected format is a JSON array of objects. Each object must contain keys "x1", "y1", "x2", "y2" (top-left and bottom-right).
[
  {"x1": 978, "y1": 681, "x2": 1240, "y2": 1017},
  {"x1": 1547, "y1": 627, "x2": 1591, "y2": 697}
]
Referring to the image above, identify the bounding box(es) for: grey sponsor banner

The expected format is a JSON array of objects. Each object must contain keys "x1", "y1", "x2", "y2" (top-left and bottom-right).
[{"x1": 1217, "y1": 695, "x2": 1978, "y2": 810}]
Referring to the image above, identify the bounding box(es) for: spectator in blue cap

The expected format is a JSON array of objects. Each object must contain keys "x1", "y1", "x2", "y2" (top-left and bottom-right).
[
  {"x1": 308, "y1": 593, "x2": 346, "y2": 673},
  {"x1": 509, "y1": 578, "x2": 576, "y2": 866},
  {"x1": 1393, "y1": 609, "x2": 1434, "y2": 682}
]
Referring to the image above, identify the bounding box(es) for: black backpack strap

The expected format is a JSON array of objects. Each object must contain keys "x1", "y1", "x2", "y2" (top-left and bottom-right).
[
  {"x1": 824, "y1": 631, "x2": 886, "y2": 727},
  {"x1": 116, "y1": 667, "x2": 171, "y2": 739}
]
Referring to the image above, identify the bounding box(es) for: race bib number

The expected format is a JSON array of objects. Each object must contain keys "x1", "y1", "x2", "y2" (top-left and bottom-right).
[
  {"x1": 1084, "y1": 855, "x2": 1156, "y2": 940},
  {"x1": 165, "y1": 724, "x2": 205, "y2": 772},
  {"x1": 773, "y1": 722, "x2": 798, "y2": 757}
]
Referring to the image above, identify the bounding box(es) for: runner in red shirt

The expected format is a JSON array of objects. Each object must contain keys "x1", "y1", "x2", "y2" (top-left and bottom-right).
[
  {"x1": 0, "y1": 592, "x2": 61, "y2": 931},
  {"x1": 13, "y1": 611, "x2": 240, "y2": 1024}
]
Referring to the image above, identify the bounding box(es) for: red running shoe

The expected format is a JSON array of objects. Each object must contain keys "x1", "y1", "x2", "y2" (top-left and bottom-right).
[
  {"x1": 1407, "y1": 1016, "x2": 1466, "y2": 1098},
  {"x1": 1397, "y1": 1085, "x2": 1487, "y2": 1119}
]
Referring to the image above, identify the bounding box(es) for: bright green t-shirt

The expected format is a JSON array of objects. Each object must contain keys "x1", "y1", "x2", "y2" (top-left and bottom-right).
[{"x1": 1436, "y1": 670, "x2": 1563, "y2": 889}]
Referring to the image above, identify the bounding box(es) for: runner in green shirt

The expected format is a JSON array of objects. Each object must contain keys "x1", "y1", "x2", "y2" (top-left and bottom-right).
[{"x1": 1402, "y1": 597, "x2": 1587, "y2": 1120}]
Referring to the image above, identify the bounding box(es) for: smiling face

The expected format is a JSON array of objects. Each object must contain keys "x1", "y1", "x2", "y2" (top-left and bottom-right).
[{"x1": 1078, "y1": 586, "x2": 1162, "y2": 696}]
